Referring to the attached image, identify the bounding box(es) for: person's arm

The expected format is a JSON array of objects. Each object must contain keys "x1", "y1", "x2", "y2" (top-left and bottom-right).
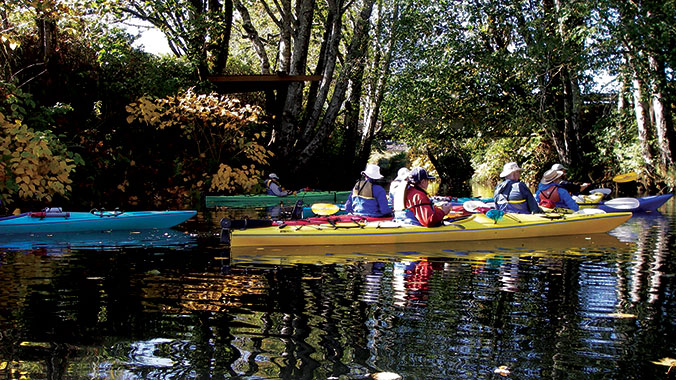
[
  {"x1": 558, "y1": 187, "x2": 579, "y2": 211},
  {"x1": 520, "y1": 182, "x2": 541, "y2": 213},
  {"x1": 374, "y1": 186, "x2": 392, "y2": 216}
]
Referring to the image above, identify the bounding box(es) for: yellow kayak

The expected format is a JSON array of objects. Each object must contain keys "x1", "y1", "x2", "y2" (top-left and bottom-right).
[
  {"x1": 230, "y1": 233, "x2": 630, "y2": 265},
  {"x1": 225, "y1": 211, "x2": 632, "y2": 247}
]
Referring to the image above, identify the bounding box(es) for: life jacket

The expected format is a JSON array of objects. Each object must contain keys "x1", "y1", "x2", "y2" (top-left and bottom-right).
[
  {"x1": 404, "y1": 185, "x2": 435, "y2": 212},
  {"x1": 494, "y1": 180, "x2": 531, "y2": 214},
  {"x1": 352, "y1": 179, "x2": 374, "y2": 199},
  {"x1": 265, "y1": 178, "x2": 282, "y2": 195},
  {"x1": 265, "y1": 178, "x2": 280, "y2": 188},
  {"x1": 400, "y1": 185, "x2": 437, "y2": 225},
  {"x1": 538, "y1": 185, "x2": 560, "y2": 209}
]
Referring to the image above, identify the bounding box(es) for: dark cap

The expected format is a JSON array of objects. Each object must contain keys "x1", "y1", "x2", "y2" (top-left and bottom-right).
[{"x1": 409, "y1": 167, "x2": 435, "y2": 183}]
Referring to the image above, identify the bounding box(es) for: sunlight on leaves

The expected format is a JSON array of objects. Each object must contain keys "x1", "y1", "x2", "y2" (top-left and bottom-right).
[{"x1": 494, "y1": 365, "x2": 511, "y2": 376}]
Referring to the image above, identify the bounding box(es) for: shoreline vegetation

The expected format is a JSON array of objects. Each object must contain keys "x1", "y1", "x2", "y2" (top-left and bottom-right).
[{"x1": 1, "y1": 1, "x2": 674, "y2": 211}]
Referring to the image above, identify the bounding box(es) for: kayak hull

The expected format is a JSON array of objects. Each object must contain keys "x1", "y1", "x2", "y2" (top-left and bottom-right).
[
  {"x1": 205, "y1": 191, "x2": 351, "y2": 208},
  {"x1": 228, "y1": 212, "x2": 632, "y2": 247},
  {"x1": 231, "y1": 233, "x2": 628, "y2": 265},
  {"x1": 0, "y1": 210, "x2": 197, "y2": 234},
  {"x1": 596, "y1": 194, "x2": 673, "y2": 212}
]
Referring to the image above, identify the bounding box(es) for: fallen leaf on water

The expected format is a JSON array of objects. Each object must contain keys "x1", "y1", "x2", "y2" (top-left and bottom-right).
[
  {"x1": 494, "y1": 365, "x2": 511, "y2": 376},
  {"x1": 652, "y1": 357, "x2": 676, "y2": 374},
  {"x1": 370, "y1": 372, "x2": 402, "y2": 380},
  {"x1": 652, "y1": 357, "x2": 676, "y2": 367},
  {"x1": 607, "y1": 313, "x2": 637, "y2": 319}
]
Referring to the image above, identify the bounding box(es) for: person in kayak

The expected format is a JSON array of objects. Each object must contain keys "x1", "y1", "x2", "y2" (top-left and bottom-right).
[
  {"x1": 345, "y1": 163, "x2": 392, "y2": 217},
  {"x1": 494, "y1": 162, "x2": 541, "y2": 214},
  {"x1": 536, "y1": 168, "x2": 580, "y2": 211},
  {"x1": 401, "y1": 167, "x2": 452, "y2": 227},
  {"x1": 265, "y1": 173, "x2": 292, "y2": 196},
  {"x1": 389, "y1": 167, "x2": 410, "y2": 206},
  {"x1": 550, "y1": 163, "x2": 590, "y2": 195}
]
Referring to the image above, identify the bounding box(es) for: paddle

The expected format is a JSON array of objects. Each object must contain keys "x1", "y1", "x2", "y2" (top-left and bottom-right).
[
  {"x1": 612, "y1": 172, "x2": 638, "y2": 183},
  {"x1": 311, "y1": 203, "x2": 341, "y2": 216},
  {"x1": 602, "y1": 197, "x2": 640, "y2": 210},
  {"x1": 591, "y1": 172, "x2": 638, "y2": 186}
]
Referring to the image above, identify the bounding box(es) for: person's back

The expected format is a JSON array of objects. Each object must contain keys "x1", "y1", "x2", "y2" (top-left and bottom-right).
[
  {"x1": 345, "y1": 164, "x2": 392, "y2": 217},
  {"x1": 494, "y1": 162, "x2": 540, "y2": 214},
  {"x1": 536, "y1": 169, "x2": 579, "y2": 211},
  {"x1": 389, "y1": 167, "x2": 410, "y2": 217}
]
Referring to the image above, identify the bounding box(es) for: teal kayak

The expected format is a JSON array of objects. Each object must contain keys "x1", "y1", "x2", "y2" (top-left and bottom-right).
[
  {"x1": 0, "y1": 209, "x2": 197, "y2": 234},
  {"x1": 204, "y1": 191, "x2": 351, "y2": 208}
]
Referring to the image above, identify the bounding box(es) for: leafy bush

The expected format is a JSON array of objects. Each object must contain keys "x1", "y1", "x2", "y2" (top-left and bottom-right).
[
  {"x1": 0, "y1": 112, "x2": 81, "y2": 205},
  {"x1": 125, "y1": 89, "x2": 273, "y2": 196}
]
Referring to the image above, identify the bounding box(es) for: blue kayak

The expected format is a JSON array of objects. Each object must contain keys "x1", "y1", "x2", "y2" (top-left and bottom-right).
[
  {"x1": 597, "y1": 193, "x2": 673, "y2": 213},
  {"x1": 0, "y1": 209, "x2": 197, "y2": 234}
]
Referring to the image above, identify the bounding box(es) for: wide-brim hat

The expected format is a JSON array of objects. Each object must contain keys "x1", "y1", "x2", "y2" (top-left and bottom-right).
[
  {"x1": 362, "y1": 163, "x2": 384, "y2": 180},
  {"x1": 540, "y1": 169, "x2": 564, "y2": 184},
  {"x1": 409, "y1": 167, "x2": 435, "y2": 183},
  {"x1": 499, "y1": 162, "x2": 522, "y2": 178},
  {"x1": 269, "y1": 173, "x2": 279, "y2": 180},
  {"x1": 395, "y1": 167, "x2": 411, "y2": 181},
  {"x1": 551, "y1": 163, "x2": 567, "y2": 171}
]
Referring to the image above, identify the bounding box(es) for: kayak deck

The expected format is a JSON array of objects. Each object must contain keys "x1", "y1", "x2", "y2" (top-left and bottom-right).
[
  {"x1": 0, "y1": 210, "x2": 197, "y2": 234},
  {"x1": 204, "y1": 191, "x2": 351, "y2": 208},
  {"x1": 226, "y1": 211, "x2": 632, "y2": 247}
]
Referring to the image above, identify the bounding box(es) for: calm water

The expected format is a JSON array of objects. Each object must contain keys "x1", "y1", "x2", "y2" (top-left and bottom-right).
[{"x1": 1, "y1": 202, "x2": 676, "y2": 380}]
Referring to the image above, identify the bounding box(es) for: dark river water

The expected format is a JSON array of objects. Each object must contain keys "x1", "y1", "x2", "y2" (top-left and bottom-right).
[{"x1": 1, "y1": 201, "x2": 676, "y2": 380}]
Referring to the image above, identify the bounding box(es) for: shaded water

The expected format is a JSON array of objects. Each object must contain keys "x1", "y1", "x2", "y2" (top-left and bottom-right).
[{"x1": 1, "y1": 202, "x2": 676, "y2": 379}]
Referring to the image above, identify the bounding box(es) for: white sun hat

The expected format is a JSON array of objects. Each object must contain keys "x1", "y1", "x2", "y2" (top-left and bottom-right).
[
  {"x1": 395, "y1": 167, "x2": 410, "y2": 181},
  {"x1": 499, "y1": 162, "x2": 523, "y2": 178},
  {"x1": 362, "y1": 163, "x2": 384, "y2": 180},
  {"x1": 540, "y1": 169, "x2": 564, "y2": 184}
]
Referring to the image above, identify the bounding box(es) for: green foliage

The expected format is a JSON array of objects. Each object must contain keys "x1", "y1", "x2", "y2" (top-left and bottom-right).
[{"x1": 470, "y1": 135, "x2": 547, "y2": 187}]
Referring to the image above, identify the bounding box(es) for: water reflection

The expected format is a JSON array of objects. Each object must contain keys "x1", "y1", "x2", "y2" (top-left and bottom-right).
[{"x1": 1, "y1": 210, "x2": 676, "y2": 379}]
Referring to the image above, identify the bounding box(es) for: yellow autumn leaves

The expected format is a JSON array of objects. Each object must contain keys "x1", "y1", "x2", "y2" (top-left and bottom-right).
[
  {"x1": 0, "y1": 113, "x2": 77, "y2": 204},
  {"x1": 126, "y1": 88, "x2": 272, "y2": 194}
]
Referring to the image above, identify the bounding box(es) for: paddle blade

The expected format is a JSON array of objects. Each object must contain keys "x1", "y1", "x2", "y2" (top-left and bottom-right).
[
  {"x1": 311, "y1": 203, "x2": 341, "y2": 216},
  {"x1": 590, "y1": 188, "x2": 612, "y2": 196},
  {"x1": 603, "y1": 197, "x2": 640, "y2": 210},
  {"x1": 463, "y1": 200, "x2": 488, "y2": 213},
  {"x1": 613, "y1": 172, "x2": 638, "y2": 183}
]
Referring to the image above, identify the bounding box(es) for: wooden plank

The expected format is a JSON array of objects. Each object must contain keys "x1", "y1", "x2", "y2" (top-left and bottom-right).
[{"x1": 207, "y1": 74, "x2": 322, "y2": 83}]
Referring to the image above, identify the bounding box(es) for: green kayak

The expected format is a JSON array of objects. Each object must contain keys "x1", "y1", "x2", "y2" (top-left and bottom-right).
[{"x1": 204, "y1": 191, "x2": 351, "y2": 208}]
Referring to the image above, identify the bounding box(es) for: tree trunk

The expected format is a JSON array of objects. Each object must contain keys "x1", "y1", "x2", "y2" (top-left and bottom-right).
[
  {"x1": 292, "y1": 0, "x2": 377, "y2": 171},
  {"x1": 276, "y1": 0, "x2": 315, "y2": 157},
  {"x1": 632, "y1": 76, "x2": 654, "y2": 166},
  {"x1": 648, "y1": 54, "x2": 673, "y2": 170},
  {"x1": 209, "y1": 0, "x2": 233, "y2": 74},
  {"x1": 276, "y1": 0, "x2": 292, "y2": 73},
  {"x1": 359, "y1": 0, "x2": 400, "y2": 162},
  {"x1": 234, "y1": 0, "x2": 271, "y2": 74},
  {"x1": 188, "y1": 0, "x2": 209, "y2": 80}
]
